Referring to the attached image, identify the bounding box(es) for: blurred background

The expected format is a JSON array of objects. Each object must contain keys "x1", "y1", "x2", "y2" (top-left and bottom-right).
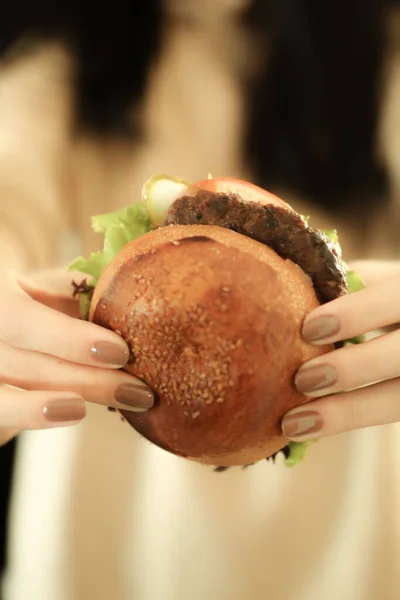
[{"x1": 0, "y1": 0, "x2": 400, "y2": 593}]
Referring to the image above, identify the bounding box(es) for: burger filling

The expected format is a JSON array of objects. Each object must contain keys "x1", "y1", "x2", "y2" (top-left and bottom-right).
[
  {"x1": 165, "y1": 190, "x2": 348, "y2": 304},
  {"x1": 69, "y1": 174, "x2": 365, "y2": 468}
]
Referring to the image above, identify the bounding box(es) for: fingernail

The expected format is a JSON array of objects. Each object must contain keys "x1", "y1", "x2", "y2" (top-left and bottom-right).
[
  {"x1": 295, "y1": 364, "x2": 337, "y2": 395},
  {"x1": 91, "y1": 342, "x2": 129, "y2": 367},
  {"x1": 114, "y1": 382, "x2": 154, "y2": 412},
  {"x1": 43, "y1": 398, "x2": 86, "y2": 422},
  {"x1": 282, "y1": 410, "x2": 323, "y2": 439},
  {"x1": 302, "y1": 315, "x2": 341, "y2": 343}
]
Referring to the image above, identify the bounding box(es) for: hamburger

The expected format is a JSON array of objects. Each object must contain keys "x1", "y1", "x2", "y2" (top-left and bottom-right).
[{"x1": 69, "y1": 175, "x2": 364, "y2": 469}]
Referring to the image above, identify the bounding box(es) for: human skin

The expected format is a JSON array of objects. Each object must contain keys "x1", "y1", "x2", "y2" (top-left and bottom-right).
[
  {"x1": 282, "y1": 260, "x2": 400, "y2": 441},
  {"x1": 1, "y1": 260, "x2": 399, "y2": 448},
  {"x1": 0, "y1": 268, "x2": 154, "y2": 446}
]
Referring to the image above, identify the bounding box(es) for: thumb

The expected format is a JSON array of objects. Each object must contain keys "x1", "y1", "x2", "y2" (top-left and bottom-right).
[{"x1": 15, "y1": 268, "x2": 88, "y2": 318}]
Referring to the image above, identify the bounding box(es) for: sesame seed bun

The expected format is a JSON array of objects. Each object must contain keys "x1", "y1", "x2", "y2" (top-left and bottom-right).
[{"x1": 90, "y1": 224, "x2": 331, "y2": 466}]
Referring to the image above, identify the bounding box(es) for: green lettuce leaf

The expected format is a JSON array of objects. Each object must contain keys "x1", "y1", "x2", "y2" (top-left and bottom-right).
[
  {"x1": 341, "y1": 265, "x2": 366, "y2": 344},
  {"x1": 322, "y1": 228, "x2": 340, "y2": 247},
  {"x1": 68, "y1": 203, "x2": 151, "y2": 285},
  {"x1": 68, "y1": 203, "x2": 152, "y2": 319},
  {"x1": 345, "y1": 267, "x2": 366, "y2": 294},
  {"x1": 284, "y1": 440, "x2": 317, "y2": 467}
]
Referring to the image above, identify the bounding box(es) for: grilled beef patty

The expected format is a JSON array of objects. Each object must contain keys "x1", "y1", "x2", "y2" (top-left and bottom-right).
[{"x1": 165, "y1": 191, "x2": 348, "y2": 303}]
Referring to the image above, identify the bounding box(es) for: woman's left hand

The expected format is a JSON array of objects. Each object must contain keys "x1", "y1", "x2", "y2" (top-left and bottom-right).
[{"x1": 282, "y1": 260, "x2": 400, "y2": 441}]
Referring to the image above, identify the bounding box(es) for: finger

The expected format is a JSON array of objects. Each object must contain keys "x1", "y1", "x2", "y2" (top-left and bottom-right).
[
  {"x1": 0, "y1": 428, "x2": 19, "y2": 447},
  {"x1": 0, "y1": 386, "x2": 86, "y2": 430},
  {"x1": 0, "y1": 280, "x2": 131, "y2": 369},
  {"x1": 282, "y1": 377, "x2": 400, "y2": 441},
  {"x1": 347, "y1": 260, "x2": 400, "y2": 286},
  {"x1": 16, "y1": 268, "x2": 86, "y2": 299},
  {"x1": 0, "y1": 341, "x2": 154, "y2": 411},
  {"x1": 301, "y1": 274, "x2": 400, "y2": 345},
  {"x1": 16, "y1": 268, "x2": 86, "y2": 318},
  {"x1": 294, "y1": 328, "x2": 400, "y2": 398}
]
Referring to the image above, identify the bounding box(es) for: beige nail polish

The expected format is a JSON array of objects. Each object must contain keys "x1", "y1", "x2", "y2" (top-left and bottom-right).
[
  {"x1": 43, "y1": 399, "x2": 86, "y2": 422},
  {"x1": 91, "y1": 342, "x2": 129, "y2": 367},
  {"x1": 282, "y1": 410, "x2": 323, "y2": 439},
  {"x1": 295, "y1": 364, "x2": 338, "y2": 394},
  {"x1": 302, "y1": 315, "x2": 341, "y2": 343},
  {"x1": 114, "y1": 383, "x2": 154, "y2": 412}
]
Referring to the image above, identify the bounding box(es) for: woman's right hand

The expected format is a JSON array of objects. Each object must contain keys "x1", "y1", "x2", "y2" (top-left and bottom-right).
[{"x1": 0, "y1": 268, "x2": 154, "y2": 446}]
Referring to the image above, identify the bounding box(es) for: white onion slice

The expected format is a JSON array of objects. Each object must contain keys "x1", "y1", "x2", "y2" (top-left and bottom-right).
[{"x1": 141, "y1": 175, "x2": 192, "y2": 227}]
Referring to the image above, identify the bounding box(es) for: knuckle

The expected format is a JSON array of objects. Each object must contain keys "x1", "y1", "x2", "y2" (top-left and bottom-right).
[
  {"x1": 345, "y1": 395, "x2": 364, "y2": 431},
  {"x1": 0, "y1": 293, "x2": 25, "y2": 347},
  {"x1": 0, "y1": 346, "x2": 20, "y2": 384},
  {"x1": 77, "y1": 375, "x2": 100, "y2": 403},
  {"x1": 0, "y1": 319, "x2": 24, "y2": 348},
  {"x1": 80, "y1": 371, "x2": 116, "y2": 405}
]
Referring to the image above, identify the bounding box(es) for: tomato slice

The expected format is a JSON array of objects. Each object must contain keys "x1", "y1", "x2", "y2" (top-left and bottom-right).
[{"x1": 193, "y1": 177, "x2": 292, "y2": 209}]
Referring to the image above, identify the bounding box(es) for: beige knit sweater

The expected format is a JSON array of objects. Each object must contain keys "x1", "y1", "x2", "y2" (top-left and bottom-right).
[{"x1": 1, "y1": 8, "x2": 400, "y2": 600}]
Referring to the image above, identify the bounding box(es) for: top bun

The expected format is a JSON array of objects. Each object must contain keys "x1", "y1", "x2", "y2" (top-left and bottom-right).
[{"x1": 90, "y1": 224, "x2": 332, "y2": 466}]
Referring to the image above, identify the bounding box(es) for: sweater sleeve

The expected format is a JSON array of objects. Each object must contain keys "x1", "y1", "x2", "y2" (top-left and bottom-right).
[{"x1": 0, "y1": 41, "x2": 74, "y2": 274}]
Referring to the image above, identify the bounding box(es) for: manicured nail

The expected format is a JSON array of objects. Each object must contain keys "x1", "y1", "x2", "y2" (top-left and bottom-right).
[
  {"x1": 302, "y1": 315, "x2": 341, "y2": 343},
  {"x1": 91, "y1": 342, "x2": 129, "y2": 367},
  {"x1": 114, "y1": 382, "x2": 154, "y2": 412},
  {"x1": 282, "y1": 410, "x2": 323, "y2": 439},
  {"x1": 43, "y1": 399, "x2": 86, "y2": 422},
  {"x1": 295, "y1": 364, "x2": 337, "y2": 395}
]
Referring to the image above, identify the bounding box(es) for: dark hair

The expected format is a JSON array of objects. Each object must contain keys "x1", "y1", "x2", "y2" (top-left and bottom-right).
[
  {"x1": 0, "y1": 0, "x2": 393, "y2": 208},
  {"x1": 0, "y1": 0, "x2": 163, "y2": 135},
  {"x1": 244, "y1": 0, "x2": 391, "y2": 210}
]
